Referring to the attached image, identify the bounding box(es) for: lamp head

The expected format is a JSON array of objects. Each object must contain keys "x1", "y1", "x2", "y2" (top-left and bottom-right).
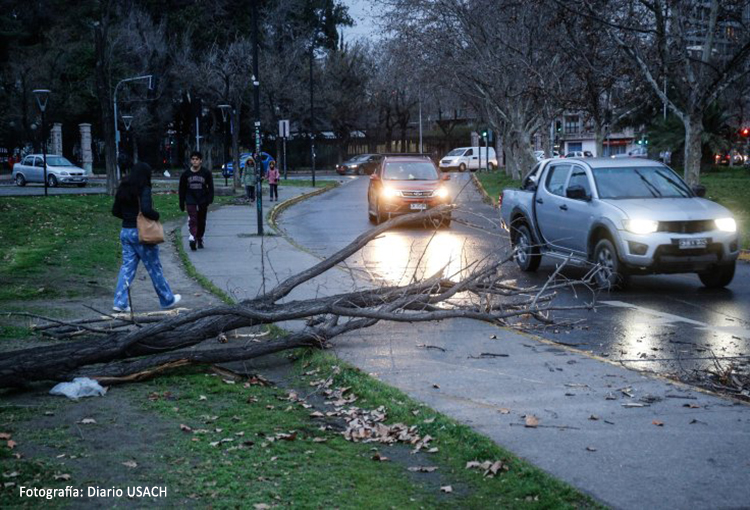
[
  {"x1": 121, "y1": 115, "x2": 134, "y2": 131},
  {"x1": 32, "y1": 89, "x2": 51, "y2": 112}
]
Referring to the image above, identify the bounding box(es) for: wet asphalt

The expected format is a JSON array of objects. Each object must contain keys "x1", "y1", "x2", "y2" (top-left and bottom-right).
[{"x1": 277, "y1": 173, "x2": 750, "y2": 382}]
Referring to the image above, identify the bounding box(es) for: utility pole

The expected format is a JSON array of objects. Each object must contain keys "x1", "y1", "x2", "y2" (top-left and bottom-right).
[
  {"x1": 418, "y1": 88, "x2": 423, "y2": 154},
  {"x1": 310, "y1": 43, "x2": 316, "y2": 187},
  {"x1": 252, "y1": 0, "x2": 263, "y2": 235}
]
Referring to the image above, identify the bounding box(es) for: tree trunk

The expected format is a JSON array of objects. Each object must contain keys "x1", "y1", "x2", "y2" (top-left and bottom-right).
[
  {"x1": 232, "y1": 102, "x2": 241, "y2": 190},
  {"x1": 684, "y1": 114, "x2": 703, "y2": 185},
  {"x1": 93, "y1": 21, "x2": 117, "y2": 196}
]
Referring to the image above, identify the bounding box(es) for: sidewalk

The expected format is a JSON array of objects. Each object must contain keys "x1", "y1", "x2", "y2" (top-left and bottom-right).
[{"x1": 185, "y1": 184, "x2": 750, "y2": 509}]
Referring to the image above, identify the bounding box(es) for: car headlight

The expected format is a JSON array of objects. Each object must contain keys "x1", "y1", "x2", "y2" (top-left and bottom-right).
[
  {"x1": 59, "y1": 171, "x2": 69, "y2": 176},
  {"x1": 434, "y1": 187, "x2": 449, "y2": 199},
  {"x1": 350, "y1": 164, "x2": 358, "y2": 169},
  {"x1": 624, "y1": 219, "x2": 659, "y2": 234},
  {"x1": 382, "y1": 186, "x2": 400, "y2": 199},
  {"x1": 715, "y1": 217, "x2": 737, "y2": 232}
]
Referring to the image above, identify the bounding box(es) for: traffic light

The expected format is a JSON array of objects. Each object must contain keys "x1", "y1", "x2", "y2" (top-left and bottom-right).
[{"x1": 482, "y1": 130, "x2": 488, "y2": 138}]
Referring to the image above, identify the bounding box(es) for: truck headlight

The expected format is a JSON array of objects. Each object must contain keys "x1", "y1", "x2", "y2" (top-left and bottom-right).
[
  {"x1": 624, "y1": 219, "x2": 658, "y2": 234},
  {"x1": 382, "y1": 186, "x2": 400, "y2": 199},
  {"x1": 434, "y1": 187, "x2": 449, "y2": 199},
  {"x1": 715, "y1": 217, "x2": 737, "y2": 232}
]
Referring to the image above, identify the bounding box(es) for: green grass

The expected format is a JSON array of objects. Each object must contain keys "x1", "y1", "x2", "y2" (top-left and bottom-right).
[
  {"x1": 477, "y1": 167, "x2": 750, "y2": 249},
  {"x1": 140, "y1": 360, "x2": 598, "y2": 509},
  {"x1": 0, "y1": 194, "x2": 233, "y2": 303},
  {"x1": 281, "y1": 179, "x2": 338, "y2": 189}
]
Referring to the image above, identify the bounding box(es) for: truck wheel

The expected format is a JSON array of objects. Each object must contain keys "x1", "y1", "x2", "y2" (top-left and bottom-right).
[
  {"x1": 698, "y1": 262, "x2": 735, "y2": 288},
  {"x1": 593, "y1": 238, "x2": 629, "y2": 290},
  {"x1": 458, "y1": 163, "x2": 466, "y2": 172},
  {"x1": 512, "y1": 224, "x2": 541, "y2": 272}
]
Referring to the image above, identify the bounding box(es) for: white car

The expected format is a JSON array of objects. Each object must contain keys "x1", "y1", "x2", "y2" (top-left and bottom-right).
[
  {"x1": 439, "y1": 146, "x2": 497, "y2": 172},
  {"x1": 12, "y1": 154, "x2": 88, "y2": 187}
]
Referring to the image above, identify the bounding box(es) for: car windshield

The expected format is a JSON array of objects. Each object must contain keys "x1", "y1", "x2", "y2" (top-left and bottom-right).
[
  {"x1": 383, "y1": 161, "x2": 438, "y2": 181},
  {"x1": 593, "y1": 166, "x2": 692, "y2": 199},
  {"x1": 445, "y1": 149, "x2": 465, "y2": 157},
  {"x1": 47, "y1": 156, "x2": 74, "y2": 167},
  {"x1": 347, "y1": 155, "x2": 368, "y2": 163}
]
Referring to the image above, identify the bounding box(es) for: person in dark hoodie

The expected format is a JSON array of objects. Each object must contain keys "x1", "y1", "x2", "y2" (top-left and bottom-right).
[
  {"x1": 112, "y1": 162, "x2": 181, "y2": 313},
  {"x1": 179, "y1": 151, "x2": 214, "y2": 250}
]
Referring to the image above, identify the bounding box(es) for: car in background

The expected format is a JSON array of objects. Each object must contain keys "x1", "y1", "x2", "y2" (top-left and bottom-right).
[
  {"x1": 355, "y1": 154, "x2": 384, "y2": 175},
  {"x1": 563, "y1": 151, "x2": 594, "y2": 158},
  {"x1": 336, "y1": 154, "x2": 377, "y2": 175},
  {"x1": 439, "y1": 146, "x2": 497, "y2": 172},
  {"x1": 12, "y1": 154, "x2": 87, "y2": 187},
  {"x1": 367, "y1": 155, "x2": 452, "y2": 226},
  {"x1": 535, "y1": 150, "x2": 560, "y2": 161},
  {"x1": 613, "y1": 147, "x2": 648, "y2": 159},
  {"x1": 222, "y1": 152, "x2": 275, "y2": 177}
]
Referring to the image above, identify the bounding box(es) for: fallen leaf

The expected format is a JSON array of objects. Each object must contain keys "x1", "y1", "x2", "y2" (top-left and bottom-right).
[
  {"x1": 2, "y1": 471, "x2": 18, "y2": 478},
  {"x1": 621, "y1": 403, "x2": 648, "y2": 408},
  {"x1": 6, "y1": 440, "x2": 17, "y2": 449},
  {"x1": 54, "y1": 473, "x2": 71, "y2": 481},
  {"x1": 4, "y1": 482, "x2": 15, "y2": 488},
  {"x1": 432, "y1": 384, "x2": 440, "y2": 389},
  {"x1": 372, "y1": 452, "x2": 389, "y2": 462},
  {"x1": 122, "y1": 461, "x2": 137, "y2": 469},
  {"x1": 489, "y1": 334, "x2": 497, "y2": 339},
  {"x1": 586, "y1": 446, "x2": 597, "y2": 452},
  {"x1": 223, "y1": 379, "x2": 236, "y2": 385},
  {"x1": 524, "y1": 415, "x2": 539, "y2": 428},
  {"x1": 408, "y1": 466, "x2": 438, "y2": 473},
  {"x1": 426, "y1": 447, "x2": 439, "y2": 453},
  {"x1": 652, "y1": 420, "x2": 664, "y2": 427},
  {"x1": 683, "y1": 403, "x2": 700, "y2": 409},
  {"x1": 0, "y1": 433, "x2": 10, "y2": 440},
  {"x1": 78, "y1": 418, "x2": 96, "y2": 425},
  {"x1": 498, "y1": 408, "x2": 510, "y2": 414},
  {"x1": 312, "y1": 437, "x2": 327, "y2": 443},
  {"x1": 589, "y1": 415, "x2": 600, "y2": 421},
  {"x1": 440, "y1": 485, "x2": 453, "y2": 493},
  {"x1": 180, "y1": 424, "x2": 192, "y2": 433},
  {"x1": 605, "y1": 392, "x2": 617, "y2": 400},
  {"x1": 309, "y1": 411, "x2": 324, "y2": 418},
  {"x1": 199, "y1": 395, "x2": 208, "y2": 401},
  {"x1": 254, "y1": 504, "x2": 271, "y2": 510}
]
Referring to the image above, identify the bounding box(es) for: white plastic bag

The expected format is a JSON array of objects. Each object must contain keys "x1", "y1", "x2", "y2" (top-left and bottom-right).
[{"x1": 49, "y1": 377, "x2": 107, "y2": 400}]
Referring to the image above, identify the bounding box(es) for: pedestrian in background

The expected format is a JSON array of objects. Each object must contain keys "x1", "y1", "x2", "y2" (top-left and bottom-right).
[
  {"x1": 267, "y1": 160, "x2": 280, "y2": 201},
  {"x1": 241, "y1": 155, "x2": 258, "y2": 202},
  {"x1": 179, "y1": 151, "x2": 214, "y2": 251},
  {"x1": 112, "y1": 162, "x2": 181, "y2": 312}
]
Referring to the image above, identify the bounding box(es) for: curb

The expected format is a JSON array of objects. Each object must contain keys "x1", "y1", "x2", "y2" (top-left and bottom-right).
[
  {"x1": 267, "y1": 182, "x2": 340, "y2": 232},
  {"x1": 470, "y1": 173, "x2": 497, "y2": 207}
]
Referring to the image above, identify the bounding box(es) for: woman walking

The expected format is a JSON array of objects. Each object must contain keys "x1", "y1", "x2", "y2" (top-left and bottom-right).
[
  {"x1": 267, "y1": 160, "x2": 280, "y2": 201},
  {"x1": 241, "y1": 155, "x2": 257, "y2": 202},
  {"x1": 112, "y1": 162, "x2": 181, "y2": 312}
]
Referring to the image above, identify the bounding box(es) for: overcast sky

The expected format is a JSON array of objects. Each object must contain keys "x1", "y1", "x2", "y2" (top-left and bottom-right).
[{"x1": 340, "y1": 0, "x2": 379, "y2": 42}]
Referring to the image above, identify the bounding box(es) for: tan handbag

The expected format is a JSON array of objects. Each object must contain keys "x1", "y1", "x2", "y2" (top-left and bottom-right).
[{"x1": 137, "y1": 199, "x2": 164, "y2": 245}]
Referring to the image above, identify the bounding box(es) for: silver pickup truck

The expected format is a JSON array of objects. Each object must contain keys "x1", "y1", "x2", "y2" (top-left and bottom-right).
[{"x1": 499, "y1": 158, "x2": 740, "y2": 289}]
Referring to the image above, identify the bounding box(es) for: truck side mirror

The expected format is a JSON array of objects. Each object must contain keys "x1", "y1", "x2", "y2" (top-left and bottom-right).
[
  {"x1": 566, "y1": 185, "x2": 590, "y2": 201},
  {"x1": 692, "y1": 184, "x2": 706, "y2": 197}
]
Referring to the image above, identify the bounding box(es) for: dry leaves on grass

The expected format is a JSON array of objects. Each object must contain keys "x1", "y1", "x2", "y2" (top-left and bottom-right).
[
  {"x1": 408, "y1": 466, "x2": 438, "y2": 473},
  {"x1": 78, "y1": 418, "x2": 96, "y2": 425},
  {"x1": 122, "y1": 461, "x2": 138, "y2": 469},
  {"x1": 371, "y1": 452, "x2": 389, "y2": 462},
  {"x1": 466, "y1": 460, "x2": 509, "y2": 477},
  {"x1": 440, "y1": 485, "x2": 453, "y2": 493},
  {"x1": 652, "y1": 420, "x2": 664, "y2": 427}
]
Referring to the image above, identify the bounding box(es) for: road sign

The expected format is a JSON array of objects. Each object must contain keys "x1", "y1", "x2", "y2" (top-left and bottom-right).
[{"x1": 278, "y1": 119, "x2": 290, "y2": 138}]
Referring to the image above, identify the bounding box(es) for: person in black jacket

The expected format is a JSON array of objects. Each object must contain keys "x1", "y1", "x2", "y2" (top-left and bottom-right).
[
  {"x1": 112, "y1": 162, "x2": 181, "y2": 313},
  {"x1": 178, "y1": 151, "x2": 214, "y2": 250}
]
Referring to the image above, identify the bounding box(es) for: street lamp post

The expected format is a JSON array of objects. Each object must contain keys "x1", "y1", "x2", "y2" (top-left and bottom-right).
[
  {"x1": 219, "y1": 104, "x2": 231, "y2": 187},
  {"x1": 121, "y1": 114, "x2": 133, "y2": 168},
  {"x1": 114, "y1": 75, "x2": 152, "y2": 182},
  {"x1": 309, "y1": 43, "x2": 316, "y2": 188},
  {"x1": 252, "y1": 0, "x2": 263, "y2": 236},
  {"x1": 32, "y1": 89, "x2": 50, "y2": 197}
]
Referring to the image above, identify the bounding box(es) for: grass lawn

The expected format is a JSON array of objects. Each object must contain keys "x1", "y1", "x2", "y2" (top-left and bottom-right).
[
  {"x1": 477, "y1": 166, "x2": 750, "y2": 249},
  {"x1": 0, "y1": 193, "x2": 233, "y2": 303}
]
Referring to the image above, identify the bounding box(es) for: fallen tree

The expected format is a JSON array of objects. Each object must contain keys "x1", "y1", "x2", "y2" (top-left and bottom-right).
[{"x1": 0, "y1": 205, "x2": 596, "y2": 387}]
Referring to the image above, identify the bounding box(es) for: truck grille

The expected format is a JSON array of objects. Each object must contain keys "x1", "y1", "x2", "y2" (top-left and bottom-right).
[{"x1": 658, "y1": 220, "x2": 715, "y2": 233}]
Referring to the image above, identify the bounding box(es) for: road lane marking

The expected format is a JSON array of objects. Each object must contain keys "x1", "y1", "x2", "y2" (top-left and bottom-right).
[{"x1": 601, "y1": 300, "x2": 750, "y2": 339}]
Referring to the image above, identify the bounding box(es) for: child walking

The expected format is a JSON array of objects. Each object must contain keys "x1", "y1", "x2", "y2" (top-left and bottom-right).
[
  {"x1": 267, "y1": 160, "x2": 280, "y2": 201},
  {"x1": 241, "y1": 155, "x2": 258, "y2": 202}
]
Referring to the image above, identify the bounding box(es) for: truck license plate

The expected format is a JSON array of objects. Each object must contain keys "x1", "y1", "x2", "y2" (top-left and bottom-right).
[
  {"x1": 410, "y1": 203, "x2": 428, "y2": 210},
  {"x1": 678, "y1": 238, "x2": 707, "y2": 249}
]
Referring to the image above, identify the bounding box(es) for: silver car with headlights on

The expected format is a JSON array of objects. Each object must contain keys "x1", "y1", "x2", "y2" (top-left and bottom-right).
[{"x1": 499, "y1": 158, "x2": 740, "y2": 289}]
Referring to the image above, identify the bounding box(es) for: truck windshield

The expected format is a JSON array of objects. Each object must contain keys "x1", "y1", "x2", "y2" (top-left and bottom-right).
[
  {"x1": 383, "y1": 161, "x2": 438, "y2": 180},
  {"x1": 593, "y1": 166, "x2": 692, "y2": 199}
]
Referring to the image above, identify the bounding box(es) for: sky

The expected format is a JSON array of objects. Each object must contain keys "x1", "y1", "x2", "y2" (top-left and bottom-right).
[{"x1": 340, "y1": 0, "x2": 380, "y2": 42}]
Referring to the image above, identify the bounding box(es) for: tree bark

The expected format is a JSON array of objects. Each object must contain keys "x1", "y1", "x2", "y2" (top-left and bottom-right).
[{"x1": 683, "y1": 114, "x2": 703, "y2": 185}]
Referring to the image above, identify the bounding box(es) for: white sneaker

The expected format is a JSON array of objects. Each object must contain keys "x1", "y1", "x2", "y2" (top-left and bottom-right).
[
  {"x1": 163, "y1": 294, "x2": 182, "y2": 309},
  {"x1": 112, "y1": 305, "x2": 131, "y2": 313}
]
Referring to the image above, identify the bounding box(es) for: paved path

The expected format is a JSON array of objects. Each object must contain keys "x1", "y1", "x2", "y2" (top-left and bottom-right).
[{"x1": 185, "y1": 179, "x2": 750, "y2": 509}]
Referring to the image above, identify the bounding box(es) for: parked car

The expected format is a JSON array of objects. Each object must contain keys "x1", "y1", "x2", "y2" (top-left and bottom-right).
[
  {"x1": 612, "y1": 147, "x2": 648, "y2": 159},
  {"x1": 499, "y1": 158, "x2": 740, "y2": 289},
  {"x1": 12, "y1": 154, "x2": 88, "y2": 187},
  {"x1": 336, "y1": 154, "x2": 382, "y2": 175},
  {"x1": 563, "y1": 151, "x2": 593, "y2": 158},
  {"x1": 439, "y1": 146, "x2": 497, "y2": 172},
  {"x1": 222, "y1": 152, "x2": 275, "y2": 177},
  {"x1": 367, "y1": 155, "x2": 452, "y2": 226},
  {"x1": 535, "y1": 150, "x2": 560, "y2": 161}
]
